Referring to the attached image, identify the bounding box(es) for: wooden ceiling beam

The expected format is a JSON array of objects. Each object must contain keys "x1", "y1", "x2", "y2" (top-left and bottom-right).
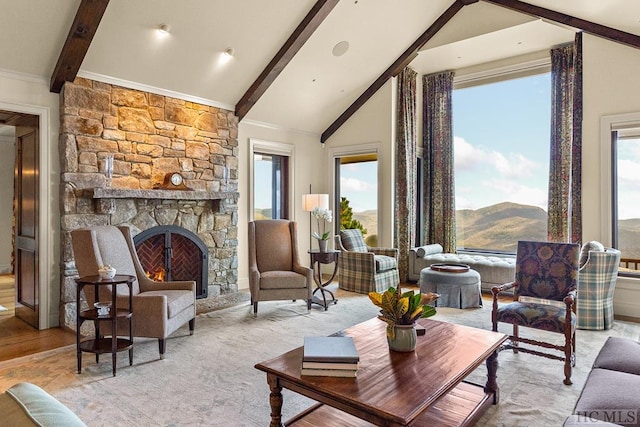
[
  {"x1": 483, "y1": 0, "x2": 640, "y2": 49},
  {"x1": 235, "y1": 0, "x2": 339, "y2": 121},
  {"x1": 321, "y1": 0, "x2": 466, "y2": 143},
  {"x1": 50, "y1": 0, "x2": 109, "y2": 93}
]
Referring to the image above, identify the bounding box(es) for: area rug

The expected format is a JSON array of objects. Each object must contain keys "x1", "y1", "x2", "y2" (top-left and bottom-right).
[{"x1": 0, "y1": 286, "x2": 638, "y2": 427}]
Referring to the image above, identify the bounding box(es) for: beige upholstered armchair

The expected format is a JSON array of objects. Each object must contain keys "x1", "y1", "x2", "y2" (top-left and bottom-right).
[
  {"x1": 248, "y1": 220, "x2": 313, "y2": 314},
  {"x1": 335, "y1": 229, "x2": 399, "y2": 294},
  {"x1": 71, "y1": 225, "x2": 196, "y2": 359}
]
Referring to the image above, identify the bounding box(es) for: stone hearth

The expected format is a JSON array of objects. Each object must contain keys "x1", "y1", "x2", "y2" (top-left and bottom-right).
[{"x1": 58, "y1": 78, "x2": 239, "y2": 330}]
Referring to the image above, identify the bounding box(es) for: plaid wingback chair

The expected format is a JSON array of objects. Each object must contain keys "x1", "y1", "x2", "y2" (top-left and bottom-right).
[
  {"x1": 577, "y1": 246, "x2": 621, "y2": 330},
  {"x1": 492, "y1": 240, "x2": 580, "y2": 385},
  {"x1": 335, "y1": 229, "x2": 399, "y2": 294}
]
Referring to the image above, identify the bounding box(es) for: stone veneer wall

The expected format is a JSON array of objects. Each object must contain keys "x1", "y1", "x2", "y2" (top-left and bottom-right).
[{"x1": 59, "y1": 78, "x2": 239, "y2": 330}]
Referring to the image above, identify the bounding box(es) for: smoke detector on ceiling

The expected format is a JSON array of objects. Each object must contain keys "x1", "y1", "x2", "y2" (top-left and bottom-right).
[{"x1": 332, "y1": 41, "x2": 349, "y2": 57}]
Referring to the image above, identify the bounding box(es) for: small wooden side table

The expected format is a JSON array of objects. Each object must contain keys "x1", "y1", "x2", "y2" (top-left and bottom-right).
[
  {"x1": 308, "y1": 250, "x2": 339, "y2": 310},
  {"x1": 75, "y1": 274, "x2": 135, "y2": 376}
]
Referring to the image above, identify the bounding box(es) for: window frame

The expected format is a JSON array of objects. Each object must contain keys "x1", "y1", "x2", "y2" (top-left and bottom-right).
[
  {"x1": 328, "y1": 143, "x2": 382, "y2": 239},
  {"x1": 248, "y1": 138, "x2": 295, "y2": 221},
  {"x1": 601, "y1": 112, "x2": 640, "y2": 277}
]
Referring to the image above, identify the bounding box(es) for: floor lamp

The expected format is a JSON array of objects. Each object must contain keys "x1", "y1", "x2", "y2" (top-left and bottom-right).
[{"x1": 302, "y1": 193, "x2": 329, "y2": 251}]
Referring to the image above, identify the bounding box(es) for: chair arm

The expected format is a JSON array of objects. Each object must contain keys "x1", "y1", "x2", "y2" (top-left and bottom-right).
[
  {"x1": 370, "y1": 247, "x2": 399, "y2": 259},
  {"x1": 340, "y1": 250, "x2": 376, "y2": 263},
  {"x1": 140, "y1": 280, "x2": 195, "y2": 293},
  {"x1": 492, "y1": 281, "x2": 517, "y2": 296},
  {"x1": 564, "y1": 288, "x2": 577, "y2": 308},
  {"x1": 293, "y1": 264, "x2": 313, "y2": 281}
]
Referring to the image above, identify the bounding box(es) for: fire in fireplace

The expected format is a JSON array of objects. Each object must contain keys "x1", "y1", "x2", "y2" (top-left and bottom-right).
[{"x1": 133, "y1": 225, "x2": 208, "y2": 298}]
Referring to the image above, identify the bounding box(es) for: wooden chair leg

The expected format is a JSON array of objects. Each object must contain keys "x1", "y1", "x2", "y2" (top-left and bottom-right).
[
  {"x1": 189, "y1": 318, "x2": 195, "y2": 335},
  {"x1": 158, "y1": 339, "x2": 166, "y2": 360},
  {"x1": 512, "y1": 325, "x2": 519, "y2": 353},
  {"x1": 307, "y1": 298, "x2": 312, "y2": 310},
  {"x1": 564, "y1": 328, "x2": 573, "y2": 385},
  {"x1": 253, "y1": 301, "x2": 258, "y2": 314}
]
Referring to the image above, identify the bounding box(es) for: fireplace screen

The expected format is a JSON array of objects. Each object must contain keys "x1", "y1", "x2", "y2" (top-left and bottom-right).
[{"x1": 133, "y1": 225, "x2": 208, "y2": 299}]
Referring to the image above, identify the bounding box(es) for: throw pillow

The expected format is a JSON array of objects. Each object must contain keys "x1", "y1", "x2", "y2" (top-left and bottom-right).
[
  {"x1": 415, "y1": 244, "x2": 443, "y2": 258},
  {"x1": 580, "y1": 241, "x2": 605, "y2": 267},
  {"x1": 340, "y1": 229, "x2": 368, "y2": 253}
]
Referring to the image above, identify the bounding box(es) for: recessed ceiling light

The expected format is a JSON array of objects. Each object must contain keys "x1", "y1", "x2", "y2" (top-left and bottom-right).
[
  {"x1": 158, "y1": 24, "x2": 170, "y2": 35},
  {"x1": 332, "y1": 41, "x2": 349, "y2": 57},
  {"x1": 224, "y1": 47, "x2": 235, "y2": 57}
]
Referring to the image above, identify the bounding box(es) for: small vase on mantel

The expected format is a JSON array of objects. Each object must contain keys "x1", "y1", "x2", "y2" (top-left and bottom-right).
[
  {"x1": 387, "y1": 324, "x2": 417, "y2": 352},
  {"x1": 317, "y1": 239, "x2": 328, "y2": 253}
]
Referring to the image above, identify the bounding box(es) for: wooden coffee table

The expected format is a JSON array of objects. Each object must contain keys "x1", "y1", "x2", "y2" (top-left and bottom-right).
[{"x1": 255, "y1": 317, "x2": 507, "y2": 426}]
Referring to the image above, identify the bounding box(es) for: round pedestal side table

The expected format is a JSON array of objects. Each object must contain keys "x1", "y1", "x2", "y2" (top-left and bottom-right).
[{"x1": 75, "y1": 274, "x2": 135, "y2": 376}]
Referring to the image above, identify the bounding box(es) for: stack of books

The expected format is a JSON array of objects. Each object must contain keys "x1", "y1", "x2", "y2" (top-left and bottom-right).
[{"x1": 301, "y1": 336, "x2": 360, "y2": 378}]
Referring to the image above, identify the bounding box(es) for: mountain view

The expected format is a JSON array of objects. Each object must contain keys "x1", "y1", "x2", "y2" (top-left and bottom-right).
[
  {"x1": 456, "y1": 202, "x2": 547, "y2": 252},
  {"x1": 352, "y1": 201, "x2": 640, "y2": 260}
]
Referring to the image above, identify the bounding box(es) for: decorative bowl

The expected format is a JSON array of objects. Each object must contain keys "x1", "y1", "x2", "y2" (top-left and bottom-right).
[
  {"x1": 94, "y1": 301, "x2": 112, "y2": 316},
  {"x1": 98, "y1": 266, "x2": 116, "y2": 280}
]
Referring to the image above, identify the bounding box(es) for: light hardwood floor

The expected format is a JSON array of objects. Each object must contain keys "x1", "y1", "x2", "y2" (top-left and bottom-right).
[{"x1": 0, "y1": 275, "x2": 75, "y2": 362}]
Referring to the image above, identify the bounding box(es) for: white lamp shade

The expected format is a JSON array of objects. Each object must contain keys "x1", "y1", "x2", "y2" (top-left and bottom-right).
[{"x1": 302, "y1": 194, "x2": 329, "y2": 212}]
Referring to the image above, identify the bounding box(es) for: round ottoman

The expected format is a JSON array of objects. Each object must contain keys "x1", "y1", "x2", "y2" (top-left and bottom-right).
[{"x1": 419, "y1": 266, "x2": 482, "y2": 309}]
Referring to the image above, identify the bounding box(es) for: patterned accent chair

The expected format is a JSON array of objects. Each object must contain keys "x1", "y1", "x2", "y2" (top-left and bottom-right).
[
  {"x1": 492, "y1": 240, "x2": 580, "y2": 385},
  {"x1": 576, "y1": 244, "x2": 621, "y2": 330},
  {"x1": 71, "y1": 225, "x2": 196, "y2": 359},
  {"x1": 248, "y1": 220, "x2": 313, "y2": 314},
  {"x1": 335, "y1": 229, "x2": 399, "y2": 294}
]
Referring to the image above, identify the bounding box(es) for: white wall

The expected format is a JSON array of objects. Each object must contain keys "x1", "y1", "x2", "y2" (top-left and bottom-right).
[
  {"x1": 323, "y1": 80, "x2": 395, "y2": 248},
  {"x1": 0, "y1": 133, "x2": 14, "y2": 273},
  {"x1": 0, "y1": 70, "x2": 60, "y2": 328},
  {"x1": 237, "y1": 122, "x2": 324, "y2": 290},
  {"x1": 582, "y1": 34, "x2": 640, "y2": 317}
]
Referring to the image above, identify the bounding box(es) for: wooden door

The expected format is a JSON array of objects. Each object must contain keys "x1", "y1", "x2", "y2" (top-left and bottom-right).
[{"x1": 13, "y1": 115, "x2": 39, "y2": 329}]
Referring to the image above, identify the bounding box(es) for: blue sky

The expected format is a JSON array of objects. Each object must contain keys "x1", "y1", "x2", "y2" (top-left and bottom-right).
[
  {"x1": 453, "y1": 73, "x2": 551, "y2": 211},
  {"x1": 340, "y1": 161, "x2": 377, "y2": 212}
]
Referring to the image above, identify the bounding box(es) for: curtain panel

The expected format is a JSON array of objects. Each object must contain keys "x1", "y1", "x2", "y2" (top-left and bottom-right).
[
  {"x1": 548, "y1": 33, "x2": 582, "y2": 243},
  {"x1": 394, "y1": 67, "x2": 417, "y2": 282},
  {"x1": 422, "y1": 71, "x2": 456, "y2": 253}
]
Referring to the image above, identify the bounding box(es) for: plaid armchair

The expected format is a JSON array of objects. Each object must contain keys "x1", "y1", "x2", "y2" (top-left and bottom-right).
[
  {"x1": 576, "y1": 246, "x2": 621, "y2": 330},
  {"x1": 335, "y1": 229, "x2": 399, "y2": 294}
]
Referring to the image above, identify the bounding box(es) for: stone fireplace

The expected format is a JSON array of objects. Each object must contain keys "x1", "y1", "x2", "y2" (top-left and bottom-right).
[{"x1": 59, "y1": 78, "x2": 239, "y2": 330}]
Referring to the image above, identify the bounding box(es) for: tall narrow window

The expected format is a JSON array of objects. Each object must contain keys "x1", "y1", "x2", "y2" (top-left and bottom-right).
[
  {"x1": 612, "y1": 128, "x2": 640, "y2": 275},
  {"x1": 453, "y1": 72, "x2": 551, "y2": 253},
  {"x1": 250, "y1": 139, "x2": 293, "y2": 220},
  {"x1": 334, "y1": 154, "x2": 378, "y2": 245}
]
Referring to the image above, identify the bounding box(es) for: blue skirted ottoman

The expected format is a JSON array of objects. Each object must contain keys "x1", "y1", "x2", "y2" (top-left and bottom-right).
[{"x1": 419, "y1": 266, "x2": 482, "y2": 309}]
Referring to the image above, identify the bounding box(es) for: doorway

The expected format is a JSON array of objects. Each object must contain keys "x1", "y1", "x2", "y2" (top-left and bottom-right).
[{"x1": 0, "y1": 110, "x2": 40, "y2": 329}]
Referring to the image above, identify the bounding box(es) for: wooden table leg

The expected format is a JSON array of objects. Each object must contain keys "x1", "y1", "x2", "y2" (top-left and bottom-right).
[
  {"x1": 267, "y1": 373, "x2": 284, "y2": 427},
  {"x1": 484, "y1": 349, "x2": 500, "y2": 404}
]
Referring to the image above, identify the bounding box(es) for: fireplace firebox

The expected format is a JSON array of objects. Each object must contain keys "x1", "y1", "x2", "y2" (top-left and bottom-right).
[{"x1": 133, "y1": 225, "x2": 208, "y2": 299}]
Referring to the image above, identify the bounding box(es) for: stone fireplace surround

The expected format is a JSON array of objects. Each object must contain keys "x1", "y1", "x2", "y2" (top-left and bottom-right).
[{"x1": 59, "y1": 78, "x2": 239, "y2": 331}]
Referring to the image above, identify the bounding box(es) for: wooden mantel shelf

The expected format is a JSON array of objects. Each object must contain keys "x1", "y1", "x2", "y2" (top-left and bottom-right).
[{"x1": 92, "y1": 188, "x2": 239, "y2": 201}]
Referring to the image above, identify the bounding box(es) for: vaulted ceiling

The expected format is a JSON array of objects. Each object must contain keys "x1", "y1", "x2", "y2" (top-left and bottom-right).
[{"x1": 1, "y1": 0, "x2": 640, "y2": 139}]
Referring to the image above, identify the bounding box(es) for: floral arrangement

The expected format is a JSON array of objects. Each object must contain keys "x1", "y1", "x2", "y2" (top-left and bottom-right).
[
  {"x1": 311, "y1": 207, "x2": 332, "y2": 241},
  {"x1": 368, "y1": 286, "x2": 439, "y2": 339}
]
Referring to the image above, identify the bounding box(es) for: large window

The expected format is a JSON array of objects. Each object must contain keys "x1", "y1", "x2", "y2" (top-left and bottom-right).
[
  {"x1": 613, "y1": 128, "x2": 640, "y2": 275},
  {"x1": 249, "y1": 139, "x2": 293, "y2": 220},
  {"x1": 452, "y1": 72, "x2": 551, "y2": 253}
]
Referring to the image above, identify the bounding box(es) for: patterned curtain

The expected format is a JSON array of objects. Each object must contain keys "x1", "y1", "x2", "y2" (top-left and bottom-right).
[
  {"x1": 394, "y1": 67, "x2": 417, "y2": 283},
  {"x1": 548, "y1": 33, "x2": 582, "y2": 243},
  {"x1": 422, "y1": 71, "x2": 456, "y2": 253}
]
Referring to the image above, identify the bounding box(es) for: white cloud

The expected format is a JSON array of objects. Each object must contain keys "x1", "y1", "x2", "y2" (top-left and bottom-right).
[
  {"x1": 340, "y1": 176, "x2": 374, "y2": 192},
  {"x1": 454, "y1": 136, "x2": 540, "y2": 179}
]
